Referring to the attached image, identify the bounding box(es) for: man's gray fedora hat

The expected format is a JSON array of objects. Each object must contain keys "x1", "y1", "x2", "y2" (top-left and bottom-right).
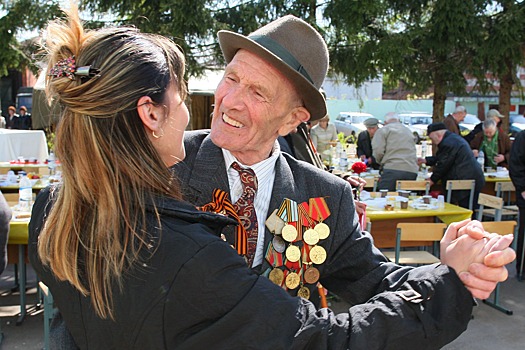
[{"x1": 218, "y1": 15, "x2": 329, "y2": 121}]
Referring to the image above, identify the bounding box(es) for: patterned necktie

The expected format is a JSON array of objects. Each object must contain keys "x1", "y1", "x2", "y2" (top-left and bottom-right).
[{"x1": 231, "y1": 162, "x2": 258, "y2": 266}]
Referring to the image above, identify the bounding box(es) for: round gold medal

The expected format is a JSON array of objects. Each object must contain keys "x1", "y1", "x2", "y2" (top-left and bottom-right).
[
  {"x1": 268, "y1": 268, "x2": 284, "y2": 286},
  {"x1": 303, "y1": 228, "x2": 320, "y2": 246},
  {"x1": 285, "y1": 245, "x2": 301, "y2": 262},
  {"x1": 314, "y1": 222, "x2": 330, "y2": 240},
  {"x1": 303, "y1": 266, "x2": 320, "y2": 284},
  {"x1": 272, "y1": 236, "x2": 286, "y2": 254},
  {"x1": 309, "y1": 245, "x2": 327, "y2": 264},
  {"x1": 285, "y1": 272, "x2": 300, "y2": 289},
  {"x1": 297, "y1": 286, "x2": 311, "y2": 299},
  {"x1": 281, "y1": 224, "x2": 298, "y2": 242}
]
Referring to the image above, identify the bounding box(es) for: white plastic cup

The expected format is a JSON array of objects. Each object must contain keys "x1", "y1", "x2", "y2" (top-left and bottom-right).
[{"x1": 437, "y1": 195, "x2": 445, "y2": 209}]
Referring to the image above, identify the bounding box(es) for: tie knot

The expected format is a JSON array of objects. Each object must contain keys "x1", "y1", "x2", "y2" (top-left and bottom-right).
[{"x1": 232, "y1": 162, "x2": 258, "y2": 192}]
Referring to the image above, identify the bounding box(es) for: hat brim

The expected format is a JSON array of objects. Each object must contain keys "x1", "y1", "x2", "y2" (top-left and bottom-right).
[{"x1": 218, "y1": 30, "x2": 327, "y2": 121}]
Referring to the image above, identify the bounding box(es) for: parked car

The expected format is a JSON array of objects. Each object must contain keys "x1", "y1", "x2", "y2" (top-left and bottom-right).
[
  {"x1": 333, "y1": 111, "x2": 375, "y2": 138},
  {"x1": 459, "y1": 114, "x2": 481, "y2": 136},
  {"x1": 510, "y1": 115, "x2": 525, "y2": 137},
  {"x1": 396, "y1": 112, "x2": 433, "y2": 143}
]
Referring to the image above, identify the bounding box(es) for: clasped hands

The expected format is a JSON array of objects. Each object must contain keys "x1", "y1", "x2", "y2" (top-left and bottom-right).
[{"x1": 441, "y1": 219, "x2": 515, "y2": 299}]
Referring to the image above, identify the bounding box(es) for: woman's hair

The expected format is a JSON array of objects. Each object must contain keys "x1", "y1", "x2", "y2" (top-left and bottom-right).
[{"x1": 38, "y1": 7, "x2": 187, "y2": 319}]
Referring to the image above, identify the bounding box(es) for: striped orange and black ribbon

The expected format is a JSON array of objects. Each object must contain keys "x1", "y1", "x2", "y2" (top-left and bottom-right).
[{"x1": 198, "y1": 188, "x2": 247, "y2": 256}]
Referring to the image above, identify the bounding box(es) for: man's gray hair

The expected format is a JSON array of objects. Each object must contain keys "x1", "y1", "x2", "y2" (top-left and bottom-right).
[
  {"x1": 482, "y1": 118, "x2": 497, "y2": 130},
  {"x1": 454, "y1": 105, "x2": 466, "y2": 114}
]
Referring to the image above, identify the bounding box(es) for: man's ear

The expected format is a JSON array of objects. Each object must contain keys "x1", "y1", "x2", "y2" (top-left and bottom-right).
[
  {"x1": 137, "y1": 96, "x2": 164, "y2": 133},
  {"x1": 278, "y1": 106, "x2": 310, "y2": 136}
]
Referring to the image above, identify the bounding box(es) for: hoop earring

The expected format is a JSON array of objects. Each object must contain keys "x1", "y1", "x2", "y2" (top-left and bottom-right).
[{"x1": 152, "y1": 128, "x2": 164, "y2": 139}]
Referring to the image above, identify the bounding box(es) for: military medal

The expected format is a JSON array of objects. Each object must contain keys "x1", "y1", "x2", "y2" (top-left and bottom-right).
[
  {"x1": 297, "y1": 285, "x2": 311, "y2": 299},
  {"x1": 265, "y1": 209, "x2": 286, "y2": 234},
  {"x1": 310, "y1": 245, "x2": 327, "y2": 264},
  {"x1": 285, "y1": 271, "x2": 300, "y2": 289},
  {"x1": 304, "y1": 266, "x2": 320, "y2": 284},
  {"x1": 281, "y1": 224, "x2": 298, "y2": 242},
  {"x1": 272, "y1": 236, "x2": 286, "y2": 253},
  {"x1": 303, "y1": 228, "x2": 320, "y2": 246},
  {"x1": 314, "y1": 222, "x2": 330, "y2": 240},
  {"x1": 285, "y1": 245, "x2": 301, "y2": 262},
  {"x1": 269, "y1": 268, "x2": 284, "y2": 286}
]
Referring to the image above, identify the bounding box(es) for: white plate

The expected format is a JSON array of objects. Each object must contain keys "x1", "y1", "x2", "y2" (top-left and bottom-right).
[{"x1": 411, "y1": 203, "x2": 437, "y2": 210}]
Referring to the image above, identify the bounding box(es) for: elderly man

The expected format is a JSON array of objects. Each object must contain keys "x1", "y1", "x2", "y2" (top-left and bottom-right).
[
  {"x1": 174, "y1": 16, "x2": 514, "y2": 347},
  {"x1": 418, "y1": 123, "x2": 485, "y2": 210},
  {"x1": 444, "y1": 105, "x2": 467, "y2": 135},
  {"x1": 371, "y1": 113, "x2": 419, "y2": 190},
  {"x1": 464, "y1": 108, "x2": 505, "y2": 144},
  {"x1": 470, "y1": 118, "x2": 512, "y2": 169},
  {"x1": 357, "y1": 117, "x2": 380, "y2": 170}
]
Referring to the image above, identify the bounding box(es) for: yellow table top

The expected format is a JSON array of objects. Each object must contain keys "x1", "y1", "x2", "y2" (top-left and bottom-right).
[
  {"x1": 484, "y1": 176, "x2": 511, "y2": 183},
  {"x1": 9, "y1": 220, "x2": 29, "y2": 245},
  {"x1": 366, "y1": 202, "x2": 472, "y2": 225}
]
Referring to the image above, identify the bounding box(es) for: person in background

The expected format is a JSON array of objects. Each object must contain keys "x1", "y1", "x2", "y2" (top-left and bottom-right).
[
  {"x1": 509, "y1": 129, "x2": 525, "y2": 280},
  {"x1": 0, "y1": 192, "x2": 11, "y2": 275},
  {"x1": 357, "y1": 117, "x2": 380, "y2": 170},
  {"x1": 5, "y1": 106, "x2": 21, "y2": 129},
  {"x1": 0, "y1": 111, "x2": 5, "y2": 128},
  {"x1": 470, "y1": 118, "x2": 512, "y2": 169},
  {"x1": 464, "y1": 108, "x2": 505, "y2": 144},
  {"x1": 310, "y1": 114, "x2": 337, "y2": 154},
  {"x1": 175, "y1": 14, "x2": 516, "y2": 349},
  {"x1": 444, "y1": 105, "x2": 467, "y2": 135},
  {"x1": 418, "y1": 123, "x2": 485, "y2": 211},
  {"x1": 18, "y1": 106, "x2": 32, "y2": 130},
  {"x1": 372, "y1": 113, "x2": 418, "y2": 190}
]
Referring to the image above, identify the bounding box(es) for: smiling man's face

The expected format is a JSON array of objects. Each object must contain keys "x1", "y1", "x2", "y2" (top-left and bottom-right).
[{"x1": 210, "y1": 49, "x2": 308, "y2": 165}]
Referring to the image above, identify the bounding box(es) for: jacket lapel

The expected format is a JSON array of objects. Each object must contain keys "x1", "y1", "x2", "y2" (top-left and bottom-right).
[{"x1": 186, "y1": 135, "x2": 230, "y2": 206}]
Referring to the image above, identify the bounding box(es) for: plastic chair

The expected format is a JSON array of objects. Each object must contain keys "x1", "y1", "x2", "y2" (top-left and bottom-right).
[
  {"x1": 495, "y1": 182, "x2": 519, "y2": 215},
  {"x1": 479, "y1": 221, "x2": 517, "y2": 315},
  {"x1": 383, "y1": 222, "x2": 446, "y2": 265},
  {"x1": 445, "y1": 179, "x2": 476, "y2": 210},
  {"x1": 39, "y1": 282, "x2": 57, "y2": 350},
  {"x1": 396, "y1": 180, "x2": 430, "y2": 195},
  {"x1": 477, "y1": 193, "x2": 504, "y2": 221}
]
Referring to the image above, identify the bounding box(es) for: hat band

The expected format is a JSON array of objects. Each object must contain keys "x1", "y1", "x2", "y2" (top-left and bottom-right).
[{"x1": 249, "y1": 35, "x2": 314, "y2": 85}]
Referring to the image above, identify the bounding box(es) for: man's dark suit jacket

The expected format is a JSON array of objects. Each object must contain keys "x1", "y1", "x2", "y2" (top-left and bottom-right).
[{"x1": 172, "y1": 130, "x2": 474, "y2": 348}]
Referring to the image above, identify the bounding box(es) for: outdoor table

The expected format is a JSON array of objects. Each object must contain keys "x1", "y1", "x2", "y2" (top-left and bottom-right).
[
  {"x1": 0, "y1": 162, "x2": 55, "y2": 175},
  {"x1": 0, "y1": 129, "x2": 49, "y2": 162},
  {"x1": 364, "y1": 200, "x2": 472, "y2": 248},
  {"x1": 0, "y1": 178, "x2": 50, "y2": 195},
  {"x1": 8, "y1": 217, "x2": 31, "y2": 325}
]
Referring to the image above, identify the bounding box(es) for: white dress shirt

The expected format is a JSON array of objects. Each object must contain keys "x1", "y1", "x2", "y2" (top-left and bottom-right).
[{"x1": 222, "y1": 142, "x2": 280, "y2": 266}]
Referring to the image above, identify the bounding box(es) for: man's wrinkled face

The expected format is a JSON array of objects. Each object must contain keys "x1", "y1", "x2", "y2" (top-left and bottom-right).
[
  {"x1": 210, "y1": 49, "x2": 307, "y2": 164},
  {"x1": 484, "y1": 127, "x2": 496, "y2": 139},
  {"x1": 367, "y1": 126, "x2": 378, "y2": 137}
]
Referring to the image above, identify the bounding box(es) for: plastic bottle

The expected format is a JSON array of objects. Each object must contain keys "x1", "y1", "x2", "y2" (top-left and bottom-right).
[
  {"x1": 421, "y1": 141, "x2": 427, "y2": 158},
  {"x1": 477, "y1": 150, "x2": 485, "y2": 170},
  {"x1": 18, "y1": 174, "x2": 33, "y2": 211},
  {"x1": 48, "y1": 151, "x2": 57, "y2": 175}
]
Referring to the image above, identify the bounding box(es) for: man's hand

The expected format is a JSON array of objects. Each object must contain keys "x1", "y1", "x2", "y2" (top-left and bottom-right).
[
  {"x1": 441, "y1": 219, "x2": 515, "y2": 299},
  {"x1": 345, "y1": 175, "x2": 366, "y2": 191}
]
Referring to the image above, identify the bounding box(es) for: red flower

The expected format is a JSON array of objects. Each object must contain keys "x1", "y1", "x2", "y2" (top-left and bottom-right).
[{"x1": 351, "y1": 161, "x2": 367, "y2": 175}]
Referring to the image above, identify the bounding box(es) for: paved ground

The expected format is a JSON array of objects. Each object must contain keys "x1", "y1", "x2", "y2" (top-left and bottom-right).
[{"x1": 0, "y1": 264, "x2": 523, "y2": 349}]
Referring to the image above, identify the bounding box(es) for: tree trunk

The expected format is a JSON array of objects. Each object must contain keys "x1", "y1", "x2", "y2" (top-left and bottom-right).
[
  {"x1": 498, "y1": 67, "x2": 513, "y2": 133},
  {"x1": 432, "y1": 73, "x2": 447, "y2": 123}
]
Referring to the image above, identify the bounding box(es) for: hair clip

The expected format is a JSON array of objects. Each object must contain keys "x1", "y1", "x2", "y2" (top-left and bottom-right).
[
  {"x1": 48, "y1": 55, "x2": 100, "y2": 80},
  {"x1": 49, "y1": 56, "x2": 77, "y2": 80}
]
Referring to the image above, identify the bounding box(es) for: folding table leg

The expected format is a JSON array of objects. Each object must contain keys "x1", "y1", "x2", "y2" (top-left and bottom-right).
[
  {"x1": 482, "y1": 284, "x2": 513, "y2": 315},
  {"x1": 16, "y1": 245, "x2": 27, "y2": 325}
]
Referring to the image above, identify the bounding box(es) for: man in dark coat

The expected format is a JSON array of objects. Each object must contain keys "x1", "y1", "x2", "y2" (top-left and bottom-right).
[
  {"x1": 357, "y1": 117, "x2": 380, "y2": 170},
  {"x1": 509, "y1": 129, "x2": 525, "y2": 279},
  {"x1": 418, "y1": 123, "x2": 485, "y2": 210},
  {"x1": 443, "y1": 105, "x2": 466, "y2": 135},
  {"x1": 174, "y1": 15, "x2": 515, "y2": 348}
]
